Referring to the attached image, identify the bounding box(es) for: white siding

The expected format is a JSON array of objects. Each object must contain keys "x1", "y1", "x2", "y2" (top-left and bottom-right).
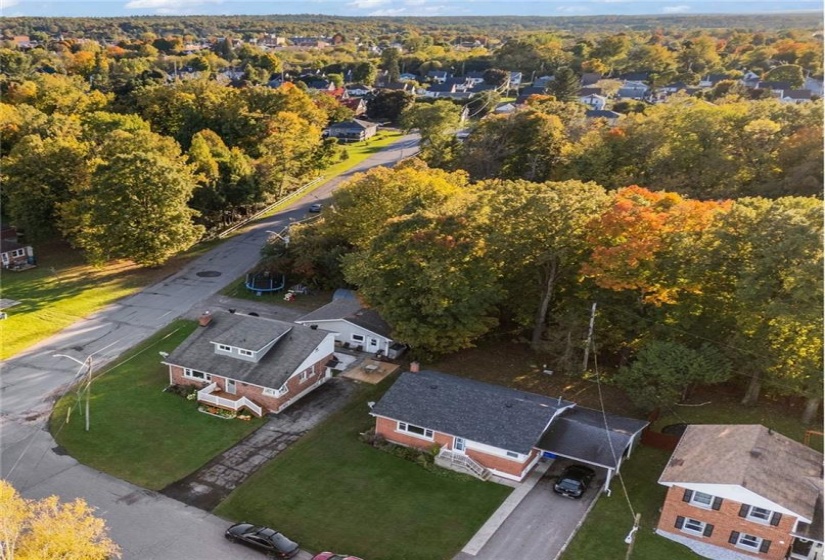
[{"x1": 295, "y1": 319, "x2": 392, "y2": 353}]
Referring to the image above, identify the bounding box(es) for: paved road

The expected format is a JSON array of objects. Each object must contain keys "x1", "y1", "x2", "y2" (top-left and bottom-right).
[{"x1": 0, "y1": 132, "x2": 418, "y2": 560}]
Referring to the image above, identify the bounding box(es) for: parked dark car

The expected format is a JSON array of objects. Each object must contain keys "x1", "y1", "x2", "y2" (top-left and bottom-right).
[
  {"x1": 553, "y1": 465, "x2": 596, "y2": 499},
  {"x1": 225, "y1": 523, "x2": 300, "y2": 558},
  {"x1": 309, "y1": 203, "x2": 323, "y2": 213},
  {"x1": 312, "y1": 553, "x2": 364, "y2": 560}
]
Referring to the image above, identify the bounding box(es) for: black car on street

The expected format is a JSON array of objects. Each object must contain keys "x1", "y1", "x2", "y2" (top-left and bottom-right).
[{"x1": 225, "y1": 523, "x2": 300, "y2": 558}]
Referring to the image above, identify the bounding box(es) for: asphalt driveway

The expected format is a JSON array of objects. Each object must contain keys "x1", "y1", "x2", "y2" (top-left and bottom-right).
[{"x1": 455, "y1": 459, "x2": 603, "y2": 560}]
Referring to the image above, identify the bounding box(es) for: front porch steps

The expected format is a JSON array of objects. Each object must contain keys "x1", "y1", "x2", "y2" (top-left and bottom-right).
[{"x1": 436, "y1": 448, "x2": 492, "y2": 481}]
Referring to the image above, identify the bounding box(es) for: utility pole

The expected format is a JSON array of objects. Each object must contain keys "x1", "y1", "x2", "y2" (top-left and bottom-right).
[
  {"x1": 84, "y1": 356, "x2": 93, "y2": 432},
  {"x1": 582, "y1": 302, "x2": 597, "y2": 372},
  {"x1": 624, "y1": 513, "x2": 641, "y2": 560}
]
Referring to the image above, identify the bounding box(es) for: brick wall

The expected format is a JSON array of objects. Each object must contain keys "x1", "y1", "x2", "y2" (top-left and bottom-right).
[
  {"x1": 168, "y1": 354, "x2": 332, "y2": 415},
  {"x1": 375, "y1": 416, "x2": 533, "y2": 479},
  {"x1": 657, "y1": 485, "x2": 795, "y2": 560}
]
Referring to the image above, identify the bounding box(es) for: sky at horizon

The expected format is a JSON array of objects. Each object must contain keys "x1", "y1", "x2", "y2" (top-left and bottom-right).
[{"x1": 1, "y1": 0, "x2": 823, "y2": 19}]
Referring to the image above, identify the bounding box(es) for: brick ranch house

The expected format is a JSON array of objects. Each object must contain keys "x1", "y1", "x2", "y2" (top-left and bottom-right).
[
  {"x1": 656, "y1": 424, "x2": 823, "y2": 560},
  {"x1": 370, "y1": 369, "x2": 648, "y2": 484},
  {"x1": 163, "y1": 311, "x2": 336, "y2": 416}
]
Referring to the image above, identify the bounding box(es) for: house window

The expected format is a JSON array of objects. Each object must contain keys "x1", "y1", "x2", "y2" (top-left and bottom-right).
[
  {"x1": 739, "y1": 504, "x2": 781, "y2": 526},
  {"x1": 238, "y1": 349, "x2": 254, "y2": 357},
  {"x1": 351, "y1": 334, "x2": 365, "y2": 343},
  {"x1": 737, "y1": 533, "x2": 761, "y2": 550},
  {"x1": 690, "y1": 491, "x2": 714, "y2": 508},
  {"x1": 218, "y1": 344, "x2": 231, "y2": 352},
  {"x1": 683, "y1": 518, "x2": 705, "y2": 535},
  {"x1": 506, "y1": 451, "x2": 519, "y2": 458},
  {"x1": 183, "y1": 368, "x2": 210, "y2": 381},
  {"x1": 12, "y1": 249, "x2": 25, "y2": 257},
  {"x1": 263, "y1": 386, "x2": 288, "y2": 397},
  {"x1": 397, "y1": 422, "x2": 433, "y2": 440},
  {"x1": 299, "y1": 369, "x2": 311, "y2": 382}
]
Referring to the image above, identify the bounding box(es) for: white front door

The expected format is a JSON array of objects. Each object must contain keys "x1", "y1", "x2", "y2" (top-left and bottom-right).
[
  {"x1": 454, "y1": 437, "x2": 466, "y2": 453},
  {"x1": 226, "y1": 379, "x2": 236, "y2": 395}
]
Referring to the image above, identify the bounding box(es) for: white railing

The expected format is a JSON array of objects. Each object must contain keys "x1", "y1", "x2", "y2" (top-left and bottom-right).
[
  {"x1": 436, "y1": 448, "x2": 491, "y2": 480},
  {"x1": 197, "y1": 383, "x2": 263, "y2": 416}
]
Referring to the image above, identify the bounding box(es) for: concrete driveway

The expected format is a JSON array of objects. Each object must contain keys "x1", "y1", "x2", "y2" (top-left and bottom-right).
[
  {"x1": 455, "y1": 459, "x2": 603, "y2": 560},
  {"x1": 0, "y1": 133, "x2": 418, "y2": 560}
]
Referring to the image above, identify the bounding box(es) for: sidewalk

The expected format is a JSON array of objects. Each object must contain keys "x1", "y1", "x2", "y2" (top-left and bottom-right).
[{"x1": 161, "y1": 377, "x2": 358, "y2": 510}]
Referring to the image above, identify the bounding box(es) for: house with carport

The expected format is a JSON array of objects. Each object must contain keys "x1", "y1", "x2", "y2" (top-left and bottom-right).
[
  {"x1": 656, "y1": 424, "x2": 823, "y2": 560},
  {"x1": 164, "y1": 311, "x2": 336, "y2": 416},
  {"x1": 370, "y1": 369, "x2": 647, "y2": 484}
]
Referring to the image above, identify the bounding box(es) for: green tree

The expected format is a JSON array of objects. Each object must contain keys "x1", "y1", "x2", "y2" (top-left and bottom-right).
[
  {"x1": 459, "y1": 110, "x2": 569, "y2": 181},
  {"x1": 366, "y1": 90, "x2": 414, "y2": 122},
  {"x1": 380, "y1": 47, "x2": 401, "y2": 83},
  {"x1": 762, "y1": 64, "x2": 805, "y2": 88},
  {"x1": 400, "y1": 100, "x2": 462, "y2": 167},
  {"x1": 61, "y1": 129, "x2": 204, "y2": 266},
  {"x1": 2, "y1": 135, "x2": 90, "y2": 241},
  {"x1": 615, "y1": 341, "x2": 731, "y2": 411},
  {"x1": 479, "y1": 179, "x2": 610, "y2": 353},
  {"x1": 352, "y1": 61, "x2": 377, "y2": 85},
  {"x1": 343, "y1": 206, "x2": 501, "y2": 358},
  {"x1": 546, "y1": 66, "x2": 580, "y2": 102}
]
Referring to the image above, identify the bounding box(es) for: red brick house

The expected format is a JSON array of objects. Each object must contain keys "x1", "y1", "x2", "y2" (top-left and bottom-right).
[
  {"x1": 370, "y1": 369, "x2": 647, "y2": 484},
  {"x1": 164, "y1": 312, "x2": 336, "y2": 416},
  {"x1": 656, "y1": 424, "x2": 823, "y2": 560}
]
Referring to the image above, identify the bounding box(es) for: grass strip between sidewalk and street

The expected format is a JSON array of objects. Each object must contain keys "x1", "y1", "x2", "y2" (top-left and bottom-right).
[
  {"x1": 50, "y1": 320, "x2": 265, "y2": 490},
  {"x1": 215, "y1": 377, "x2": 511, "y2": 560}
]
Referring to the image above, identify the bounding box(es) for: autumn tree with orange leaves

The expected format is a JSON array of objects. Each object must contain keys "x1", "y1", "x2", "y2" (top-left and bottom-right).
[{"x1": 581, "y1": 185, "x2": 731, "y2": 306}]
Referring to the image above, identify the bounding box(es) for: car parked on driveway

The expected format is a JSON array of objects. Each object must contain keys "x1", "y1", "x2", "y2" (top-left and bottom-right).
[
  {"x1": 309, "y1": 203, "x2": 323, "y2": 213},
  {"x1": 225, "y1": 523, "x2": 300, "y2": 558},
  {"x1": 553, "y1": 464, "x2": 596, "y2": 499},
  {"x1": 312, "y1": 553, "x2": 363, "y2": 560}
]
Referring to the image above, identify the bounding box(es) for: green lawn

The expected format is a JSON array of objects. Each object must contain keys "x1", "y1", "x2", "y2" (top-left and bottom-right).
[
  {"x1": 50, "y1": 320, "x2": 265, "y2": 490},
  {"x1": 323, "y1": 129, "x2": 406, "y2": 178},
  {"x1": 561, "y1": 446, "x2": 702, "y2": 560},
  {"x1": 0, "y1": 239, "x2": 223, "y2": 361},
  {"x1": 215, "y1": 378, "x2": 511, "y2": 560}
]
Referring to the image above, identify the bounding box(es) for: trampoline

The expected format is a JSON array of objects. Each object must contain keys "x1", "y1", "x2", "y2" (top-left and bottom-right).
[{"x1": 245, "y1": 271, "x2": 285, "y2": 295}]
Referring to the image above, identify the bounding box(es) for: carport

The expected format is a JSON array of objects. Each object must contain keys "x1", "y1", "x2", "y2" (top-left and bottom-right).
[{"x1": 537, "y1": 407, "x2": 648, "y2": 493}]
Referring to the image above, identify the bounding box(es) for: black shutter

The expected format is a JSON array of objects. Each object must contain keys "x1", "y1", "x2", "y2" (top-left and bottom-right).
[
  {"x1": 729, "y1": 531, "x2": 740, "y2": 545},
  {"x1": 675, "y1": 516, "x2": 685, "y2": 529},
  {"x1": 770, "y1": 512, "x2": 782, "y2": 526},
  {"x1": 712, "y1": 496, "x2": 723, "y2": 510},
  {"x1": 683, "y1": 489, "x2": 693, "y2": 502},
  {"x1": 703, "y1": 523, "x2": 714, "y2": 537},
  {"x1": 738, "y1": 504, "x2": 750, "y2": 517},
  {"x1": 759, "y1": 539, "x2": 772, "y2": 553}
]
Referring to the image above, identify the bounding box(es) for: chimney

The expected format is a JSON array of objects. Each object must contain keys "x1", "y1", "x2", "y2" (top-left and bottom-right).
[
  {"x1": 410, "y1": 361, "x2": 420, "y2": 373},
  {"x1": 198, "y1": 311, "x2": 213, "y2": 327}
]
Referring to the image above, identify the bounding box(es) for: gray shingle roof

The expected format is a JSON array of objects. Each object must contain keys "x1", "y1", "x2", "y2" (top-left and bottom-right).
[
  {"x1": 371, "y1": 370, "x2": 574, "y2": 454},
  {"x1": 296, "y1": 299, "x2": 393, "y2": 339},
  {"x1": 165, "y1": 312, "x2": 331, "y2": 388},
  {"x1": 586, "y1": 109, "x2": 622, "y2": 119},
  {"x1": 537, "y1": 407, "x2": 648, "y2": 469},
  {"x1": 210, "y1": 314, "x2": 291, "y2": 351},
  {"x1": 659, "y1": 425, "x2": 824, "y2": 521},
  {"x1": 0, "y1": 239, "x2": 29, "y2": 253},
  {"x1": 328, "y1": 119, "x2": 377, "y2": 131}
]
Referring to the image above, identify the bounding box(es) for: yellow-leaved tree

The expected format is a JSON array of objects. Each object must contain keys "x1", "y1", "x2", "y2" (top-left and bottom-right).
[{"x1": 0, "y1": 480, "x2": 120, "y2": 560}]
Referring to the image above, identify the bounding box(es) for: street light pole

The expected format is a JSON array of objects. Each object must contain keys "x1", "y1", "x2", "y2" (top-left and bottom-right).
[
  {"x1": 54, "y1": 339, "x2": 119, "y2": 432},
  {"x1": 84, "y1": 356, "x2": 92, "y2": 432}
]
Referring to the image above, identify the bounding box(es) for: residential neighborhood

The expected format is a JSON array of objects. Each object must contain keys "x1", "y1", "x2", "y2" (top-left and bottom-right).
[{"x1": 0, "y1": 7, "x2": 822, "y2": 560}]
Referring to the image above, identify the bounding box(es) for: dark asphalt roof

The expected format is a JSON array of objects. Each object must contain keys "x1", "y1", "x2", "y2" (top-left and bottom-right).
[
  {"x1": 537, "y1": 407, "x2": 648, "y2": 469},
  {"x1": 371, "y1": 370, "x2": 574, "y2": 454},
  {"x1": 0, "y1": 239, "x2": 29, "y2": 253},
  {"x1": 296, "y1": 299, "x2": 393, "y2": 339},
  {"x1": 209, "y1": 313, "x2": 291, "y2": 351},
  {"x1": 165, "y1": 312, "x2": 331, "y2": 388},
  {"x1": 328, "y1": 119, "x2": 376, "y2": 131},
  {"x1": 586, "y1": 109, "x2": 622, "y2": 119}
]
